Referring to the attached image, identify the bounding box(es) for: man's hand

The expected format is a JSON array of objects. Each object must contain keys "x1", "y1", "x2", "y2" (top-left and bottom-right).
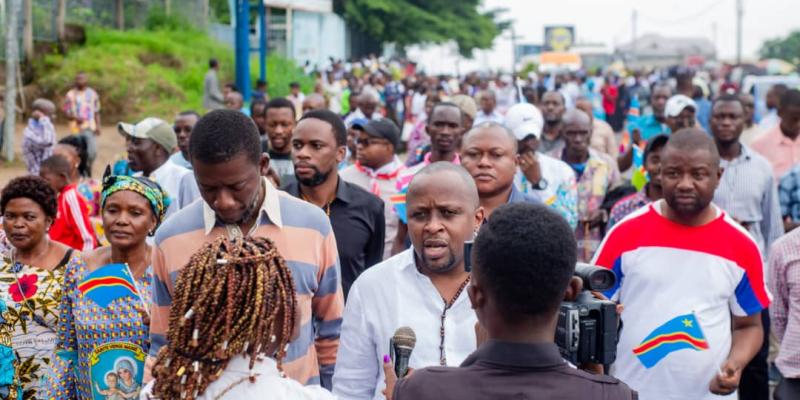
[
  {"x1": 709, "y1": 359, "x2": 742, "y2": 395},
  {"x1": 518, "y1": 151, "x2": 541, "y2": 187},
  {"x1": 382, "y1": 355, "x2": 414, "y2": 400},
  {"x1": 583, "y1": 209, "x2": 608, "y2": 229}
]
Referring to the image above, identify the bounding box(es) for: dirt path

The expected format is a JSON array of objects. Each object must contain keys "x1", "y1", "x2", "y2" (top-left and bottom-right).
[{"x1": 0, "y1": 123, "x2": 127, "y2": 186}]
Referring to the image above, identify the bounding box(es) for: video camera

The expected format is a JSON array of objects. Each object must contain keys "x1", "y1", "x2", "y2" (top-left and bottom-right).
[
  {"x1": 556, "y1": 263, "x2": 619, "y2": 367},
  {"x1": 463, "y1": 243, "x2": 618, "y2": 367}
]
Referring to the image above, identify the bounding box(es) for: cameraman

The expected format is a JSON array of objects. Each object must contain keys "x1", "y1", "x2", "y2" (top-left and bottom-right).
[{"x1": 388, "y1": 202, "x2": 637, "y2": 400}]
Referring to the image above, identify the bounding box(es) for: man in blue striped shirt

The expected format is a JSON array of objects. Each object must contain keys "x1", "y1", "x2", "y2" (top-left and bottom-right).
[{"x1": 710, "y1": 94, "x2": 782, "y2": 400}]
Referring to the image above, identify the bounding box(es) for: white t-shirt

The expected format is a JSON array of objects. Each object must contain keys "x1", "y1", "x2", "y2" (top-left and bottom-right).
[
  {"x1": 140, "y1": 356, "x2": 335, "y2": 400},
  {"x1": 592, "y1": 201, "x2": 771, "y2": 400}
]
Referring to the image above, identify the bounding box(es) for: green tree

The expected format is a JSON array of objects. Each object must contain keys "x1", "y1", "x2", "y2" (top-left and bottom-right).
[
  {"x1": 334, "y1": 0, "x2": 505, "y2": 57},
  {"x1": 759, "y1": 31, "x2": 800, "y2": 65}
]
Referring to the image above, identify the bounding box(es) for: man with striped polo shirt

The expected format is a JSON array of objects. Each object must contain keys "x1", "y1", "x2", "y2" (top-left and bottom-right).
[
  {"x1": 145, "y1": 110, "x2": 343, "y2": 389},
  {"x1": 593, "y1": 129, "x2": 769, "y2": 399}
]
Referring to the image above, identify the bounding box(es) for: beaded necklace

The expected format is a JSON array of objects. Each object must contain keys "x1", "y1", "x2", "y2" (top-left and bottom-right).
[{"x1": 438, "y1": 275, "x2": 471, "y2": 366}]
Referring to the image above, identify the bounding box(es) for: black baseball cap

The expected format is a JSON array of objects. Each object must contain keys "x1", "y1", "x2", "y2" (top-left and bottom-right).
[{"x1": 363, "y1": 118, "x2": 400, "y2": 149}]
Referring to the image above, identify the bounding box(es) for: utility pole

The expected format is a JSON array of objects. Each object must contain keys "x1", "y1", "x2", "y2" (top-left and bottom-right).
[
  {"x1": 4, "y1": 0, "x2": 21, "y2": 162},
  {"x1": 631, "y1": 9, "x2": 638, "y2": 66},
  {"x1": 510, "y1": 24, "x2": 518, "y2": 77},
  {"x1": 712, "y1": 21, "x2": 718, "y2": 58},
  {"x1": 736, "y1": 0, "x2": 743, "y2": 64}
]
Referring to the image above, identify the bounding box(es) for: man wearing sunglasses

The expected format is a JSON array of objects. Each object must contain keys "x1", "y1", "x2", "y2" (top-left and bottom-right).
[{"x1": 341, "y1": 118, "x2": 406, "y2": 260}]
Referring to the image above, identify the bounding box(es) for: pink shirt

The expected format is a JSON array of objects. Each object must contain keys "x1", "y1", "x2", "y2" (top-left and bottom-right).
[{"x1": 750, "y1": 124, "x2": 800, "y2": 179}]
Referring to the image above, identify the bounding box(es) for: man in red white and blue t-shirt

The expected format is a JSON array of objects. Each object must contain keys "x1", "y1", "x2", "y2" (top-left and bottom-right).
[{"x1": 593, "y1": 129, "x2": 769, "y2": 400}]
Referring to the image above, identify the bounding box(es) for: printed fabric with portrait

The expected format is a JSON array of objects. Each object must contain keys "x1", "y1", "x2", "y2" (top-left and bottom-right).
[
  {"x1": 0, "y1": 250, "x2": 72, "y2": 400},
  {"x1": 44, "y1": 254, "x2": 151, "y2": 400}
]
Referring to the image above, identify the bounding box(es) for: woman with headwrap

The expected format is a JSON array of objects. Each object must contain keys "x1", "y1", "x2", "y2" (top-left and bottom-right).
[{"x1": 45, "y1": 170, "x2": 169, "y2": 400}]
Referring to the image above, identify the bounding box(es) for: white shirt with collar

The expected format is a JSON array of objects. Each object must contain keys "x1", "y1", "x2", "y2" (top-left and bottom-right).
[
  {"x1": 140, "y1": 356, "x2": 335, "y2": 400},
  {"x1": 332, "y1": 249, "x2": 477, "y2": 400},
  {"x1": 473, "y1": 110, "x2": 505, "y2": 126},
  {"x1": 148, "y1": 160, "x2": 200, "y2": 216}
]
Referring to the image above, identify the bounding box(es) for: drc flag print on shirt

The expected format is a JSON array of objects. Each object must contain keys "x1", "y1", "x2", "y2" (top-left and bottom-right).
[{"x1": 592, "y1": 201, "x2": 770, "y2": 400}]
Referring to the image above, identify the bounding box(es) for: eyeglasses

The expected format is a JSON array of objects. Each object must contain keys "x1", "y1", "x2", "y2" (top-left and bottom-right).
[
  {"x1": 356, "y1": 138, "x2": 388, "y2": 147},
  {"x1": 174, "y1": 126, "x2": 192, "y2": 134}
]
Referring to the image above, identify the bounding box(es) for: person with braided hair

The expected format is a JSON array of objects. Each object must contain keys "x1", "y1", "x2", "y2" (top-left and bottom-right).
[
  {"x1": 142, "y1": 237, "x2": 336, "y2": 399},
  {"x1": 45, "y1": 172, "x2": 169, "y2": 400},
  {"x1": 147, "y1": 110, "x2": 343, "y2": 389}
]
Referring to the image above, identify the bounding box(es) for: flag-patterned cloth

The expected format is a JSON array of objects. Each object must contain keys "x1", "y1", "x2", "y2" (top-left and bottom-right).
[
  {"x1": 633, "y1": 313, "x2": 709, "y2": 369},
  {"x1": 78, "y1": 263, "x2": 139, "y2": 308}
]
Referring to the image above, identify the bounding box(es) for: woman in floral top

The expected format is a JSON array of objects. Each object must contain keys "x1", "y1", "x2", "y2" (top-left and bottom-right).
[
  {"x1": 46, "y1": 173, "x2": 169, "y2": 400},
  {"x1": 0, "y1": 176, "x2": 74, "y2": 400}
]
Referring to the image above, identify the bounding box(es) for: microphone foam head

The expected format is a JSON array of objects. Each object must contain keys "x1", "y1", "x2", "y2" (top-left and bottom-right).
[{"x1": 392, "y1": 326, "x2": 417, "y2": 349}]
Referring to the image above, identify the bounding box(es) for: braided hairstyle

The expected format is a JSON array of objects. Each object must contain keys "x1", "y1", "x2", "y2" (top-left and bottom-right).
[{"x1": 151, "y1": 236, "x2": 296, "y2": 399}]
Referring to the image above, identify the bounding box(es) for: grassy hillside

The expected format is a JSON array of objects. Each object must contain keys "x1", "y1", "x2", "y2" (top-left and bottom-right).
[{"x1": 34, "y1": 27, "x2": 314, "y2": 121}]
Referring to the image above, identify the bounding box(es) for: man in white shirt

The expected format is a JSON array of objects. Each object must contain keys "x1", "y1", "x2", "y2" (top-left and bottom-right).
[
  {"x1": 118, "y1": 117, "x2": 200, "y2": 214},
  {"x1": 503, "y1": 103, "x2": 578, "y2": 229},
  {"x1": 344, "y1": 90, "x2": 382, "y2": 127},
  {"x1": 333, "y1": 162, "x2": 484, "y2": 400},
  {"x1": 474, "y1": 90, "x2": 504, "y2": 126}
]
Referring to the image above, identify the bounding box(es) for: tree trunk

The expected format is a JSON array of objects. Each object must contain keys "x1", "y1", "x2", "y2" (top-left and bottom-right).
[
  {"x1": 115, "y1": 0, "x2": 124, "y2": 30},
  {"x1": 199, "y1": 0, "x2": 208, "y2": 29},
  {"x1": 22, "y1": 0, "x2": 32, "y2": 60},
  {"x1": 165, "y1": 0, "x2": 172, "y2": 16},
  {"x1": 56, "y1": 0, "x2": 66, "y2": 43},
  {"x1": 4, "y1": 0, "x2": 21, "y2": 162}
]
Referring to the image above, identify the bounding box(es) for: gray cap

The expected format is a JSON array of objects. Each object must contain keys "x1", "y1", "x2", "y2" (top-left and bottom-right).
[{"x1": 118, "y1": 117, "x2": 177, "y2": 153}]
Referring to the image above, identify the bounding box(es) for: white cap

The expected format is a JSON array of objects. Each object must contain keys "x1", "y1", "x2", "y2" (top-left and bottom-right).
[
  {"x1": 504, "y1": 103, "x2": 544, "y2": 140},
  {"x1": 665, "y1": 95, "x2": 697, "y2": 118}
]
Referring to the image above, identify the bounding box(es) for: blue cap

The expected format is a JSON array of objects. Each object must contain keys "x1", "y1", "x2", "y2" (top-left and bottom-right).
[{"x1": 349, "y1": 118, "x2": 369, "y2": 129}]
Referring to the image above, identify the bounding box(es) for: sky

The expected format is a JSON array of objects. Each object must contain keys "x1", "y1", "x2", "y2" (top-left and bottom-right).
[{"x1": 406, "y1": 0, "x2": 800, "y2": 75}]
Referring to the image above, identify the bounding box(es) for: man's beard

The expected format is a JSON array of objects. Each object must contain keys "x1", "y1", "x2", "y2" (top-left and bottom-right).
[
  {"x1": 665, "y1": 192, "x2": 708, "y2": 218},
  {"x1": 296, "y1": 166, "x2": 332, "y2": 187},
  {"x1": 417, "y1": 249, "x2": 458, "y2": 274}
]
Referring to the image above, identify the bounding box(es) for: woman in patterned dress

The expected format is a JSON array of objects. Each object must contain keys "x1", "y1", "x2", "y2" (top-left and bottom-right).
[
  {"x1": 0, "y1": 176, "x2": 74, "y2": 400},
  {"x1": 46, "y1": 173, "x2": 169, "y2": 400}
]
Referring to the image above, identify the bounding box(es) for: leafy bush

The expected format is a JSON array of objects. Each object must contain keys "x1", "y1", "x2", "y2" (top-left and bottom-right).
[{"x1": 33, "y1": 27, "x2": 313, "y2": 122}]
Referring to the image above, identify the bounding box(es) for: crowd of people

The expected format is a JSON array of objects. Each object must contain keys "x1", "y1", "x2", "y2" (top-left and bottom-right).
[{"x1": 0, "y1": 53, "x2": 797, "y2": 400}]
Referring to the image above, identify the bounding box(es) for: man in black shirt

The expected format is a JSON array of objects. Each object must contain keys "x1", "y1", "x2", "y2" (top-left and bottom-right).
[
  {"x1": 388, "y1": 203, "x2": 637, "y2": 400},
  {"x1": 265, "y1": 97, "x2": 297, "y2": 185},
  {"x1": 283, "y1": 109, "x2": 385, "y2": 297}
]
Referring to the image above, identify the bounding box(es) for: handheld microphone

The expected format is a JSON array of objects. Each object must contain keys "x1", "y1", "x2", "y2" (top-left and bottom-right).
[{"x1": 390, "y1": 327, "x2": 416, "y2": 378}]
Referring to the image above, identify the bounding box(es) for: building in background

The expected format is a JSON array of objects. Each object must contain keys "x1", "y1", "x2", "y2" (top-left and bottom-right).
[
  {"x1": 615, "y1": 33, "x2": 717, "y2": 69},
  {"x1": 211, "y1": 0, "x2": 347, "y2": 69}
]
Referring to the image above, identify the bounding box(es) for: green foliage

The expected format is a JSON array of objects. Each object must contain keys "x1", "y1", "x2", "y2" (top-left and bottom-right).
[
  {"x1": 33, "y1": 27, "x2": 312, "y2": 121},
  {"x1": 335, "y1": 0, "x2": 503, "y2": 58},
  {"x1": 518, "y1": 62, "x2": 538, "y2": 79},
  {"x1": 144, "y1": 8, "x2": 194, "y2": 31},
  {"x1": 760, "y1": 31, "x2": 800, "y2": 65}
]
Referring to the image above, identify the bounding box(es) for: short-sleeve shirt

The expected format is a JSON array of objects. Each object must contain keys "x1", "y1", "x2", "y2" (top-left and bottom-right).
[
  {"x1": 592, "y1": 201, "x2": 770, "y2": 400},
  {"x1": 63, "y1": 88, "x2": 100, "y2": 133}
]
